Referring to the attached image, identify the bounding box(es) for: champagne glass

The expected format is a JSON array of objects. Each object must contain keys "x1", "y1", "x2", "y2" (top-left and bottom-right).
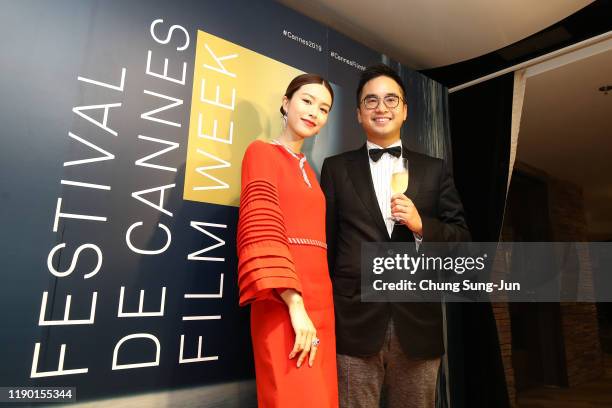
[{"x1": 390, "y1": 158, "x2": 409, "y2": 223}]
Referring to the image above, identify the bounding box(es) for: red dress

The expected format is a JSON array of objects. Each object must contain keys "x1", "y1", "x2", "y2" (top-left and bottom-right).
[{"x1": 237, "y1": 140, "x2": 338, "y2": 407}]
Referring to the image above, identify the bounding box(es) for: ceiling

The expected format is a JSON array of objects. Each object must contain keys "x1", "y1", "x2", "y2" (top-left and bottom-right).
[
  {"x1": 277, "y1": 0, "x2": 593, "y2": 69},
  {"x1": 517, "y1": 48, "x2": 612, "y2": 240}
]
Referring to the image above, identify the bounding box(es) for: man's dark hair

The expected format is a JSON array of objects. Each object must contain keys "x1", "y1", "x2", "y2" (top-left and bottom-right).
[{"x1": 355, "y1": 64, "x2": 406, "y2": 107}]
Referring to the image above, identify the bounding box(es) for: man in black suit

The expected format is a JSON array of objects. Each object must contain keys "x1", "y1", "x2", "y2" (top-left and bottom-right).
[{"x1": 320, "y1": 64, "x2": 470, "y2": 408}]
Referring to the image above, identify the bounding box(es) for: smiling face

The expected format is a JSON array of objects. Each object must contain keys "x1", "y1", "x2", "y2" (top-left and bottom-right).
[
  {"x1": 357, "y1": 75, "x2": 407, "y2": 146},
  {"x1": 282, "y1": 82, "x2": 333, "y2": 140}
]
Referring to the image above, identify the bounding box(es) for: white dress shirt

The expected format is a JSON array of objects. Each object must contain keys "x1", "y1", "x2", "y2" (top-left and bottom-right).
[{"x1": 366, "y1": 140, "x2": 422, "y2": 249}]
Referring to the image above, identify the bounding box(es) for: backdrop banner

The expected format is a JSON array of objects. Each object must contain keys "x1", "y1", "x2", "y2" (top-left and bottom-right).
[{"x1": 0, "y1": 0, "x2": 449, "y2": 404}]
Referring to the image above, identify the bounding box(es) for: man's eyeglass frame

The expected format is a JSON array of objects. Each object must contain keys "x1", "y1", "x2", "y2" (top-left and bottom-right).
[{"x1": 361, "y1": 94, "x2": 406, "y2": 110}]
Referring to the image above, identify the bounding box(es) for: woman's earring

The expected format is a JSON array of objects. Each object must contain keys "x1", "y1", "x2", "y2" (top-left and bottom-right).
[{"x1": 282, "y1": 113, "x2": 288, "y2": 127}]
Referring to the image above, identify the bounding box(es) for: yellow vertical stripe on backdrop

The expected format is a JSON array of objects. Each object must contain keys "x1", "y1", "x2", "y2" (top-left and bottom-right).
[{"x1": 184, "y1": 30, "x2": 303, "y2": 207}]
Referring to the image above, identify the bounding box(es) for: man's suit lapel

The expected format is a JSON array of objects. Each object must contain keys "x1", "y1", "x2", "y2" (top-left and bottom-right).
[
  {"x1": 404, "y1": 145, "x2": 422, "y2": 200},
  {"x1": 347, "y1": 144, "x2": 389, "y2": 237}
]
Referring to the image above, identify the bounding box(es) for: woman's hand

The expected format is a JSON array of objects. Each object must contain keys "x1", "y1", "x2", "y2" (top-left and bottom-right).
[{"x1": 279, "y1": 289, "x2": 318, "y2": 367}]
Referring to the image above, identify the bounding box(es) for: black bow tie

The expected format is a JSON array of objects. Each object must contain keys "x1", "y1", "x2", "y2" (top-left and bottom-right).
[{"x1": 368, "y1": 146, "x2": 402, "y2": 162}]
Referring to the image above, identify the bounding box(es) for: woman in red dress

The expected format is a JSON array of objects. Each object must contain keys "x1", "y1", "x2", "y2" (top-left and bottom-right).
[{"x1": 237, "y1": 74, "x2": 337, "y2": 407}]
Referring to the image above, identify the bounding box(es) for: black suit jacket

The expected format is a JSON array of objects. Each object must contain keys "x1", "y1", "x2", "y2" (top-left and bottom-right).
[{"x1": 320, "y1": 143, "x2": 470, "y2": 358}]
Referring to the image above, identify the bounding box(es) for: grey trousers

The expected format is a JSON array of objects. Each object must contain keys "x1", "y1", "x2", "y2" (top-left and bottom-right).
[{"x1": 337, "y1": 319, "x2": 440, "y2": 408}]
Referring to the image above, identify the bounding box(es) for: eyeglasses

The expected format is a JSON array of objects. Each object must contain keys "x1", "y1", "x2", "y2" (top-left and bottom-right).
[{"x1": 361, "y1": 94, "x2": 405, "y2": 110}]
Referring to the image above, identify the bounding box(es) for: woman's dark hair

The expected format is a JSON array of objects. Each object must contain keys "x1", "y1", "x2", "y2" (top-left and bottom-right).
[
  {"x1": 355, "y1": 64, "x2": 406, "y2": 107},
  {"x1": 280, "y1": 73, "x2": 334, "y2": 115}
]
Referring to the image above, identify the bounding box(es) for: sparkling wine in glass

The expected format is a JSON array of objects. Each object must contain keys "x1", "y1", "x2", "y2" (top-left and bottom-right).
[
  {"x1": 391, "y1": 158, "x2": 409, "y2": 194},
  {"x1": 390, "y1": 158, "x2": 409, "y2": 222}
]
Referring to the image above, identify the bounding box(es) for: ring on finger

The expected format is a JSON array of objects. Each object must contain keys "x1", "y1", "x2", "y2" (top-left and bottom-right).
[{"x1": 312, "y1": 337, "x2": 320, "y2": 347}]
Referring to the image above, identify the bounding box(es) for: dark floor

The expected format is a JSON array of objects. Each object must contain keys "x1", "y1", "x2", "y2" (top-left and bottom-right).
[{"x1": 518, "y1": 354, "x2": 612, "y2": 408}]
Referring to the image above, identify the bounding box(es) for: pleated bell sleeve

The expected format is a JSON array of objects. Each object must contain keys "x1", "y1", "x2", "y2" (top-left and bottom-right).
[{"x1": 237, "y1": 141, "x2": 302, "y2": 306}]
